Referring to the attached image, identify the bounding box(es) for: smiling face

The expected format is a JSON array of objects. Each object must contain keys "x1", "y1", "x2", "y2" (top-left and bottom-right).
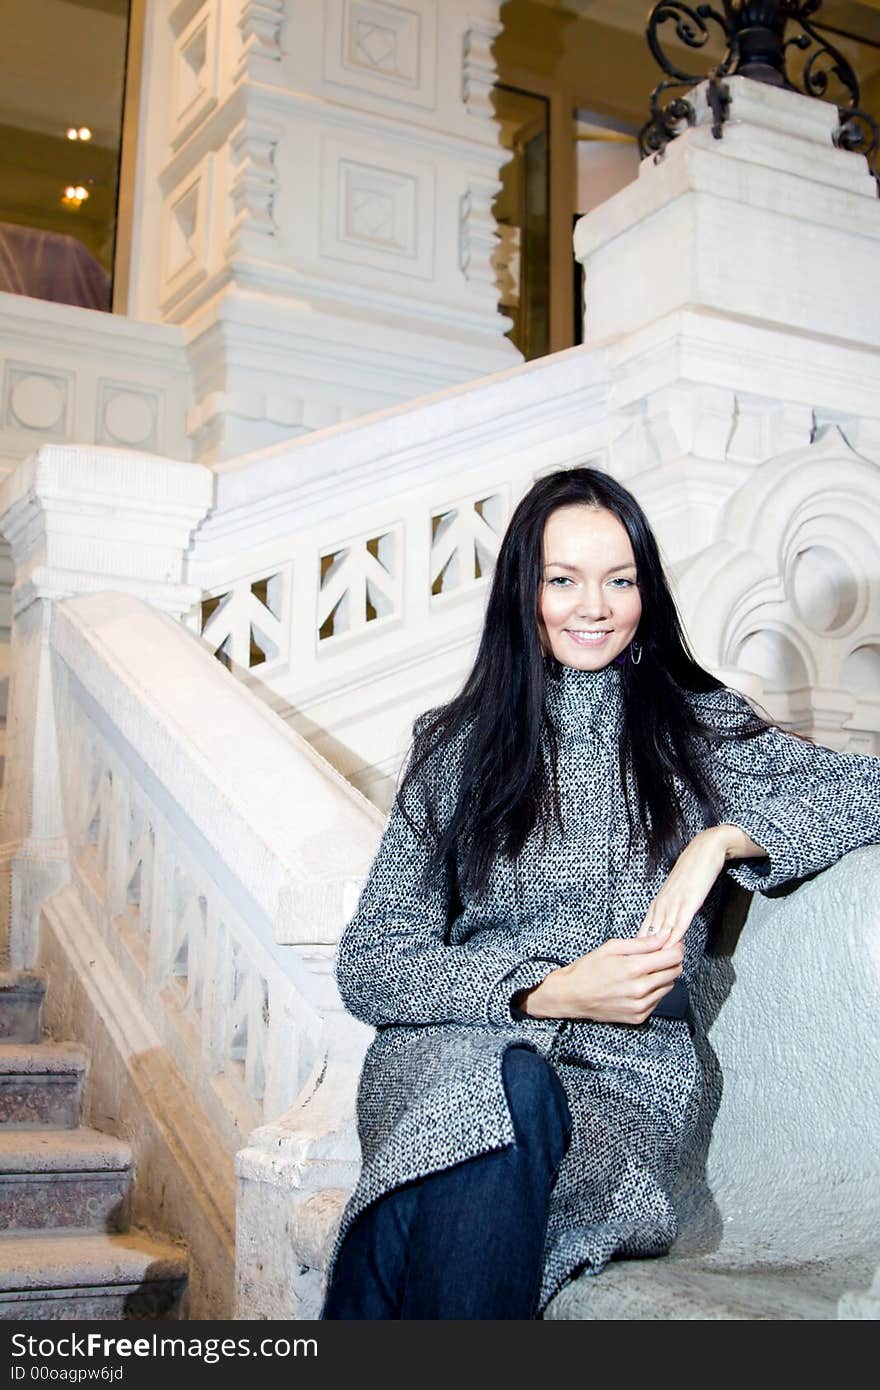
[{"x1": 538, "y1": 504, "x2": 642, "y2": 670}]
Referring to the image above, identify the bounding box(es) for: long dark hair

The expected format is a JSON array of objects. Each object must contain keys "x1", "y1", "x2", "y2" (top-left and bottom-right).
[{"x1": 399, "y1": 466, "x2": 768, "y2": 899}]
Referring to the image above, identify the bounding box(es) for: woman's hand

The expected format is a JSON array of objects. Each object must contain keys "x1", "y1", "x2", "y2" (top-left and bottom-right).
[
  {"x1": 517, "y1": 933, "x2": 684, "y2": 1026},
  {"x1": 637, "y1": 824, "x2": 764, "y2": 945},
  {"x1": 517, "y1": 824, "x2": 771, "y2": 1024}
]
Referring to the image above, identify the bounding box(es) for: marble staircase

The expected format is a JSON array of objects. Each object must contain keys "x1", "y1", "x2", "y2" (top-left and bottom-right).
[{"x1": 0, "y1": 970, "x2": 188, "y2": 1319}]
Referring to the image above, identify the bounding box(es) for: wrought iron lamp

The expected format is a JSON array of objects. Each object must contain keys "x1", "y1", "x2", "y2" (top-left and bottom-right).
[{"x1": 639, "y1": 0, "x2": 878, "y2": 176}]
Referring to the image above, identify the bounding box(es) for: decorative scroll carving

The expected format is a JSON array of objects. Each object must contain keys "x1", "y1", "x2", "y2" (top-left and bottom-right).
[
  {"x1": 834, "y1": 106, "x2": 880, "y2": 186},
  {"x1": 227, "y1": 120, "x2": 281, "y2": 246},
  {"x1": 238, "y1": 0, "x2": 285, "y2": 69},
  {"x1": 459, "y1": 179, "x2": 500, "y2": 287},
  {"x1": 639, "y1": 1, "x2": 877, "y2": 173},
  {"x1": 462, "y1": 18, "x2": 501, "y2": 119},
  {"x1": 494, "y1": 223, "x2": 521, "y2": 309}
]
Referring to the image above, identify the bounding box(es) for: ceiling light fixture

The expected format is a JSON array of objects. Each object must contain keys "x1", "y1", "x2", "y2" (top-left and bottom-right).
[{"x1": 61, "y1": 184, "x2": 90, "y2": 209}]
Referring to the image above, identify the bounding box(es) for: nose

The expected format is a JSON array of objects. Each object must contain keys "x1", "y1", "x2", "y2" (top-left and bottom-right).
[{"x1": 574, "y1": 582, "x2": 611, "y2": 619}]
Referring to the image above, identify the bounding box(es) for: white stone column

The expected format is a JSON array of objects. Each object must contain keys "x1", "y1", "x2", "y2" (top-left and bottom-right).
[
  {"x1": 0, "y1": 446, "x2": 212, "y2": 967},
  {"x1": 127, "y1": 0, "x2": 519, "y2": 461}
]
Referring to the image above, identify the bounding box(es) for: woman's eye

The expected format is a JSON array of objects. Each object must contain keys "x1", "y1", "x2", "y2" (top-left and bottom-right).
[{"x1": 546, "y1": 576, "x2": 636, "y2": 588}]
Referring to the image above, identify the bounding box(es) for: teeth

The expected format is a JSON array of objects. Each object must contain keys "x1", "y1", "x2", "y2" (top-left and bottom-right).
[{"x1": 566, "y1": 630, "x2": 610, "y2": 643}]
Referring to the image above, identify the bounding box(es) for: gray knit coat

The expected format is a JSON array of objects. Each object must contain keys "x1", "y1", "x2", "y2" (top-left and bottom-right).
[{"x1": 329, "y1": 661, "x2": 880, "y2": 1314}]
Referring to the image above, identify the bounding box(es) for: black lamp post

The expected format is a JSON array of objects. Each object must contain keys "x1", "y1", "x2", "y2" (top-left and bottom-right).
[{"x1": 639, "y1": 0, "x2": 878, "y2": 174}]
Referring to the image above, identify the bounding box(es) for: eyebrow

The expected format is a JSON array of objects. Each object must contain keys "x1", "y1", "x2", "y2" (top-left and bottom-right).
[{"x1": 543, "y1": 561, "x2": 637, "y2": 575}]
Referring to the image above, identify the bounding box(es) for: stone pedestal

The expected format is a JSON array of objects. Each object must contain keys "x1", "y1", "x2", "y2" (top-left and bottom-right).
[
  {"x1": 127, "y1": 0, "x2": 519, "y2": 460},
  {"x1": 0, "y1": 446, "x2": 212, "y2": 967},
  {"x1": 575, "y1": 77, "x2": 880, "y2": 347}
]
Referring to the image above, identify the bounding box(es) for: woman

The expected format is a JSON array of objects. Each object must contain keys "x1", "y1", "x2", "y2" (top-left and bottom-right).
[{"x1": 321, "y1": 467, "x2": 880, "y2": 1320}]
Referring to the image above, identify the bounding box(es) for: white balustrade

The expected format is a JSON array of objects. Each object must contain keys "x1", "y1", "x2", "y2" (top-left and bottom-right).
[
  {"x1": 186, "y1": 346, "x2": 616, "y2": 803},
  {"x1": 39, "y1": 589, "x2": 378, "y2": 1315},
  {"x1": 185, "y1": 346, "x2": 880, "y2": 813},
  {"x1": 66, "y1": 699, "x2": 287, "y2": 1137},
  {"x1": 50, "y1": 590, "x2": 378, "y2": 1136}
]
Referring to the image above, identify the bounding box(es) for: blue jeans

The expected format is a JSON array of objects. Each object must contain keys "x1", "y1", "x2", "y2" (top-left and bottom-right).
[{"x1": 321, "y1": 1045, "x2": 573, "y2": 1320}]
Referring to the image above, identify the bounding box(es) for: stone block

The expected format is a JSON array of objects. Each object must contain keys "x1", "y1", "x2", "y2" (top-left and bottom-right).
[
  {"x1": 0, "y1": 1231, "x2": 187, "y2": 1321},
  {"x1": 0, "y1": 1043, "x2": 86, "y2": 1127},
  {"x1": 0, "y1": 1128, "x2": 133, "y2": 1233},
  {"x1": 0, "y1": 1172, "x2": 130, "y2": 1234},
  {"x1": 0, "y1": 972, "x2": 44, "y2": 1043},
  {"x1": 0, "y1": 1284, "x2": 183, "y2": 1321}
]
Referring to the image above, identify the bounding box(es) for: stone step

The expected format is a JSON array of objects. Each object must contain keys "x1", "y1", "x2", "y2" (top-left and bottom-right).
[
  {"x1": 0, "y1": 1230, "x2": 188, "y2": 1320},
  {"x1": 0, "y1": 1043, "x2": 86, "y2": 1128},
  {"x1": 0, "y1": 972, "x2": 45, "y2": 1044},
  {"x1": 0, "y1": 1128, "x2": 132, "y2": 1233},
  {"x1": 545, "y1": 1245, "x2": 877, "y2": 1321}
]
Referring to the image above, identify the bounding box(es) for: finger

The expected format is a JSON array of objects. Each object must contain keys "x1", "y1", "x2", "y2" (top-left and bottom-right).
[
  {"x1": 611, "y1": 932, "x2": 671, "y2": 955},
  {"x1": 665, "y1": 915, "x2": 694, "y2": 946},
  {"x1": 628, "y1": 961, "x2": 683, "y2": 993},
  {"x1": 647, "y1": 898, "x2": 695, "y2": 944},
  {"x1": 637, "y1": 902, "x2": 657, "y2": 938},
  {"x1": 642, "y1": 980, "x2": 682, "y2": 1012},
  {"x1": 637, "y1": 966, "x2": 683, "y2": 995},
  {"x1": 642, "y1": 903, "x2": 672, "y2": 940},
  {"x1": 625, "y1": 948, "x2": 683, "y2": 977}
]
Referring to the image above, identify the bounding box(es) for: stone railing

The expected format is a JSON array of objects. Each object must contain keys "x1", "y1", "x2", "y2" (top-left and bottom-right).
[
  {"x1": 0, "y1": 445, "x2": 379, "y2": 1315},
  {"x1": 52, "y1": 592, "x2": 377, "y2": 1136},
  {"x1": 185, "y1": 348, "x2": 880, "y2": 811},
  {"x1": 186, "y1": 345, "x2": 617, "y2": 804},
  {"x1": 46, "y1": 591, "x2": 377, "y2": 1316}
]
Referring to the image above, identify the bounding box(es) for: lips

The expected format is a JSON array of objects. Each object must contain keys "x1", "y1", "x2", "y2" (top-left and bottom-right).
[{"x1": 565, "y1": 629, "x2": 612, "y2": 645}]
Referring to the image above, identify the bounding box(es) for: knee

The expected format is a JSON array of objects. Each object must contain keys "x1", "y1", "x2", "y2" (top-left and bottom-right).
[{"x1": 501, "y1": 1047, "x2": 572, "y2": 1155}]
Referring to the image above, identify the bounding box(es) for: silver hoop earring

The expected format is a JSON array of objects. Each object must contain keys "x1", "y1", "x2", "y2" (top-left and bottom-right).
[{"x1": 630, "y1": 639, "x2": 642, "y2": 666}]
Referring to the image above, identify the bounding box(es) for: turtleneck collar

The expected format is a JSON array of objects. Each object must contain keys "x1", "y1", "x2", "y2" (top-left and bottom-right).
[{"x1": 544, "y1": 658, "x2": 623, "y2": 741}]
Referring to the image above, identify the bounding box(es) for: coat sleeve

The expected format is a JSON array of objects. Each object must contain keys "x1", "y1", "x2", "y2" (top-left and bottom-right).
[
  {"x1": 335, "y1": 722, "x2": 564, "y2": 1028},
  {"x1": 693, "y1": 687, "x2": 880, "y2": 893}
]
